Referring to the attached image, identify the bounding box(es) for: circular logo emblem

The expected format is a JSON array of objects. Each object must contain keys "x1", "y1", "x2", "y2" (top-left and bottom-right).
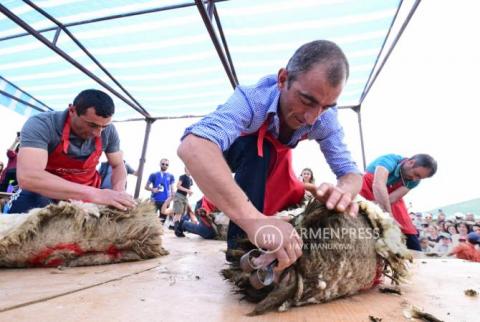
[{"x1": 253, "y1": 224, "x2": 283, "y2": 254}]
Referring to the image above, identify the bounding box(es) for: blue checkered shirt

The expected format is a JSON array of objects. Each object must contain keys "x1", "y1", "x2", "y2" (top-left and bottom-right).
[{"x1": 182, "y1": 75, "x2": 359, "y2": 178}]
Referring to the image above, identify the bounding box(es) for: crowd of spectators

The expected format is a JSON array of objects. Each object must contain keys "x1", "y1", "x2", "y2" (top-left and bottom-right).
[{"x1": 412, "y1": 209, "x2": 480, "y2": 261}]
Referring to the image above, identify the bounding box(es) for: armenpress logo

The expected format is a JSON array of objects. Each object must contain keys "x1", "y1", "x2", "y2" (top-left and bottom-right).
[{"x1": 253, "y1": 224, "x2": 283, "y2": 254}]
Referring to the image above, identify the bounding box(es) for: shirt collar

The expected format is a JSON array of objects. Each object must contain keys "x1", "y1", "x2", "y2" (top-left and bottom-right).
[{"x1": 394, "y1": 159, "x2": 420, "y2": 187}]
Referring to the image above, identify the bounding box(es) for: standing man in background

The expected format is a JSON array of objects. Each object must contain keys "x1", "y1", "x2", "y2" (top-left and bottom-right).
[
  {"x1": 173, "y1": 166, "x2": 194, "y2": 237},
  {"x1": 145, "y1": 158, "x2": 175, "y2": 223}
]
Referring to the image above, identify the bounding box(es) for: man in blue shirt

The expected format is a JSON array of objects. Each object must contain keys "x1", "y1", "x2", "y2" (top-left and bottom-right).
[
  {"x1": 145, "y1": 158, "x2": 175, "y2": 223},
  {"x1": 178, "y1": 40, "x2": 362, "y2": 270},
  {"x1": 360, "y1": 154, "x2": 437, "y2": 250}
]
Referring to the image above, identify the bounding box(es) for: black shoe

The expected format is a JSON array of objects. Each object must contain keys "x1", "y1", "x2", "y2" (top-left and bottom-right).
[
  {"x1": 225, "y1": 250, "x2": 235, "y2": 263},
  {"x1": 159, "y1": 214, "x2": 167, "y2": 224},
  {"x1": 168, "y1": 224, "x2": 175, "y2": 231},
  {"x1": 174, "y1": 221, "x2": 185, "y2": 237}
]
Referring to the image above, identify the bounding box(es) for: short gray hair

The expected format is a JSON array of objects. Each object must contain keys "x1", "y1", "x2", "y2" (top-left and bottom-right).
[{"x1": 286, "y1": 40, "x2": 349, "y2": 88}]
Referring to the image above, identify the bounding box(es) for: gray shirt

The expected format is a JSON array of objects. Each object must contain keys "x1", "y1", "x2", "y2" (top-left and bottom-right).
[{"x1": 20, "y1": 110, "x2": 120, "y2": 160}]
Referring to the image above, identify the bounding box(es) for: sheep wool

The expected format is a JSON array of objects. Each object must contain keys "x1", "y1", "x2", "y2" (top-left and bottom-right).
[{"x1": 0, "y1": 200, "x2": 168, "y2": 267}]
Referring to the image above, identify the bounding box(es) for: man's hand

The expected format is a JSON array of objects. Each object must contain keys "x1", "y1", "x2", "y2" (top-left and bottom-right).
[
  {"x1": 90, "y1": 189, "x2": 136, "y2": 210},
  {"x1": 245, "y1": 217, "x2": 303, "y2": 272},
  {"x1": 315, "y1": 182, "x2": 358, "y2": 216}
]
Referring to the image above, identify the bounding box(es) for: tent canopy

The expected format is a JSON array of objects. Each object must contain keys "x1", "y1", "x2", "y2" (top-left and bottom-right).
[{"x1": 0, "y1": 0, "x2": 418, "y2": 120}]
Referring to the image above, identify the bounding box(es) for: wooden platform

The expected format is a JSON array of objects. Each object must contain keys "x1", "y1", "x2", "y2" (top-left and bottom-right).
[{"x1": 0, "y1": 230, "x2": 478, "y2": 322}]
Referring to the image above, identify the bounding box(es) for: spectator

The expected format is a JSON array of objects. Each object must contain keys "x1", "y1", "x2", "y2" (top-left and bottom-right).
[
  {"x1": 173, "y1": 167, "x2": 194, "y2": 237},
  {"x1": 472, "y1": 224, "x2": 480, "y2": 234},
  {"x1": 451, "y1": 232, "x2": 480, "y2": 262},
  {"x1": 424, "y1": 213, "x2": 433, "y2": 226},
  {"x1": 145, "y1": 158, "x2": 175, "y2": 223},
  {"x1": 300, "y1": 167, "x2": 316, "y2": 197},
  {"x1": 98, "y1": 160, "x2": 137, "y2": 189},
  {"x1": 426, "y1": 225, "x2": 440, "y2": 247},
  {"x1": 432, "y1": 233, "x2": 453, "y2": 255},
  {"x1": 452, "y1": 222, "x2": 471, "y2": 246},
  {"x1": 454, "y1": 212, "x2": 465, "y2": 221},
  {"x1": 419, "y1": 237, "x2": 432, "y2": 252},
  {"x1": 436, "y1": 209, "x2": 446, "y2": 226},
  {"x1": 0, "y1": 133, "x2": 20, "y2": 192},
  {"x1": 465, "y1": 212, "x2": 476, "y2": 223},
  {"x1": 447, "y1": 224, "x2": 458, "y2": 236},
  {"x1": 300, "y1": 168, "x2": 315, "y2": 184},
  {"x1": 175, "y1": 207, "x2": 217, "y2": 240},
  {"x1": 412, "y1": 212, "x2": 424, "y2": 231},
  {"x1": 409, "y1": 212, "x2": 416, "y2": 223}
]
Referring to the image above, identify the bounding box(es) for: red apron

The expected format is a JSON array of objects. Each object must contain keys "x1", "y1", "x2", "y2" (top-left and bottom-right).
[
  {"x1": 201, "y1": 196, "x2": 217, "y2": 214},
  {"x1": 45, "y1": 113, "x2": 102, "y2": 188},
  {"x1": 360, "y1": 172, "x2": 416, "y2": 234},
  {"x1": 256, "y1": 121, "x2": 305, "y2": 216}
]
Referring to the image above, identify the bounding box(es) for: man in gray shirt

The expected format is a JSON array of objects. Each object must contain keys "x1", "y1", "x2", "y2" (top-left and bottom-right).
[{"x1": 8, "y1": 89, "x2": 135, "y2": 213}]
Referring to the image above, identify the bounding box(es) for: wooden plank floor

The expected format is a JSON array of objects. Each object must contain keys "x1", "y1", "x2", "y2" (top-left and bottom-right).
[{"x1": 1, "y1": 230, "x2": 478, "y2": 322}]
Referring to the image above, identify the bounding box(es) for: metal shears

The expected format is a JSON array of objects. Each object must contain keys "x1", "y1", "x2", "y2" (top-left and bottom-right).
[{"x1": 239, "y1": 249, "x2": 278, "y2": 289}]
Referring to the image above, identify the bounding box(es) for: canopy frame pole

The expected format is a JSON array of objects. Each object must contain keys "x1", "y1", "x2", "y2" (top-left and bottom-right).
[
  {"x1": 0, "y1": 1, "x2": 228, "y2": 42},
  {"x1": 22, "y1": 0, "x2": 150, "y2": 117},
  {"x1": 360, "y1": 0, "x2": 422, "y2": 104},
  {"x1": 134, "y1": 118, "x2": 155, "y2": 199},
  {"x1": 0, "y1": 3, "x2": 150, "y2": 118},
  {"x1": 352, "y1": 105, "x2": 367, "y2": 171},
  {"x1": 0, "y1": 75, "x2": 53, "y2": 111},
  {"x1": 195, "y1": 0, "x2": 238, "y2": 88}
]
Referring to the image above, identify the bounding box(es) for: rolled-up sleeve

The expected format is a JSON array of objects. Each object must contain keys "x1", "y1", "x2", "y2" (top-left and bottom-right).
[{"x1": 314, "y1": 109, "x2": 360, "y2": 178}]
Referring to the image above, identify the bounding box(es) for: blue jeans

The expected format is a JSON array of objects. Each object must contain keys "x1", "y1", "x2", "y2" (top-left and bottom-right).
[
  {"x1": 182, "y1": 221, "x2": 216, "y2": 239},
  {"x1": 223, "y1": 135, "x2": 272, "y2": 251},
  {"x1": 8, "y1": 189, "x2": 53, "y2": 213},
  {"x1": 405, "y1": 233, "x2": 421, "y2": 251}
]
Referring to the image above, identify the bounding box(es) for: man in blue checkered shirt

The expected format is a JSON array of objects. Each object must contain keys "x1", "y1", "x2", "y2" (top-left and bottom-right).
[{"x1": 178, "y1": 40, "x2": 362, "y2": 270}]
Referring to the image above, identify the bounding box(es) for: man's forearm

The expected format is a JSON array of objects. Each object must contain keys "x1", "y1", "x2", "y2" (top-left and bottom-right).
[
  {"x1": 18, "y1": 169, "x2": 97, "y2": 201},
  {"x1": 372, "y1": 184, "x2": 392, "y2": 214},
  {"x1": 178, "y1": 135, "x2": 264, "y2": 232},
  {"x1": 110, "y1": 164, "x2": 127, "y2": 191},
  {"x1": 388, "y1": 186, "x2": 409, "y2": 204}
]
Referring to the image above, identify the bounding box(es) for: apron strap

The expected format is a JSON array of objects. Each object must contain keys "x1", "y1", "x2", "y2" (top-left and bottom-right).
[
  {"x1": 62, "y1": 113, "x2": 72, "y2": 154},
  {"x1": 256, "y1": 119, "x2": 269, "y2": 157}
]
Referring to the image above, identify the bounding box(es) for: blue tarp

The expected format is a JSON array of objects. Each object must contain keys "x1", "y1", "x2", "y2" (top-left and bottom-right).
[{"x1": 0, "y1": 0, "x2": 405, "y2": 119}]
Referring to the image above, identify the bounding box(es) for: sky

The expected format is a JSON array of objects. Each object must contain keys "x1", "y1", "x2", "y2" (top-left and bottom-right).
[{"x1": 1, "y1": 0, "x2": 479, "y2": 214}]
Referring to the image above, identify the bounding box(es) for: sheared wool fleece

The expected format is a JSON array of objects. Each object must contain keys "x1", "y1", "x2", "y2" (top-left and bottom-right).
[
  {"x1": 0, "y1": 200, "x2": 168, "y2": 268},
  {"x1": 222, "y1": 197, "x2": 412, "y2": 315}
]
